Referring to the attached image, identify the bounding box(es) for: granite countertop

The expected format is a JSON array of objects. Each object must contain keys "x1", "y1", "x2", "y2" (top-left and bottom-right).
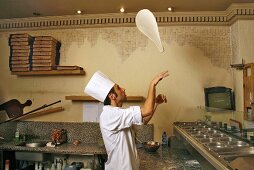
[
  {"x1": 0, "y1": 141, "x2": 202, "y2": 169},
  {"x1": 138, "y1": 146, "x2": 202, "y2": 170},
  {"x1": 0, "y1": 141, "x2": 106, "y2": 154}
]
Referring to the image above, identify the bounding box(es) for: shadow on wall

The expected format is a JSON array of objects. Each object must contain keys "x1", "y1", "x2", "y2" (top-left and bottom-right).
[
  {"x1": 0, "y1": 90, "x2": 9, "y2": 122},
  {"x1": 0, "y1": 111, "x2": 8, "y2": 122}
]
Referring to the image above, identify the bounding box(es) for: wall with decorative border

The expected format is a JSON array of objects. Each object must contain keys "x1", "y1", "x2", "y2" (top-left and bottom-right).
[
  {"x1": 1, "y1": 3, "x2": 254, "y2": 139},
  {"x1": 0, "y1": 26, "x2": 232, "y2": 69},
  {"x1": 0, "y1": 3, "x2": 254, "y2": 31}
]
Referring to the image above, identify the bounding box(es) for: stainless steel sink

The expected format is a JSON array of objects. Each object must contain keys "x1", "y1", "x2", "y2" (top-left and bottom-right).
[
  {"x1": 219, "y1": 137, "x2": 236, "y2": 142},
  {"x1": 209, "y1": 145, "x2": 253, "y2": 157},
  {"x1": 226, "y1": 141, "x2": 249, "y2": 147},
  {"x1": 212, "y1": 133, "x2": 228, "y2": 138},
  {"x1": 17, "y1": 141, "x2": 47, "y2": 147},
  {"x1": 192, "y1": 134, "x2": 210, "y2": 139},
  {"x1": 25, "y1": 142, "x2": 47, "y2": 147},
  {"x1": 206, "y1": 142, "x2": 226, "y2": 148},
  {"x1": 190, "y1": 131, "x2": 203, "y2": 135},
  {"x1": 199, "y1": 138, "x2": 218, "y2": 143},
  {"x1": 15, "y1": 141, "x2": 51, "y2": 161}
]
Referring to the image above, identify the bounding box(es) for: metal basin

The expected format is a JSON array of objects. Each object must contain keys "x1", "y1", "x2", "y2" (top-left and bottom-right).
[
  {"x1": 206, "y1": 142, "x2": 225, "y2": 147},
  {"x1": 186, "y1": 129, "x2": 199, "y2": 133},
  {"x1": 206, "y1": 141, "x2": 249, "y2": 150},
  {"x1": 17, "y1": 141, "x2": 47, "y2": 148},
  {"x1": 193, "y1": 134, "x2": 210, "y2": 139},
  {"x1": 219, "y1": 137, "x2": 236, "y2": 142},
  {"x1": 199, "y1": 138, "x2": 218, "y2": 143},
  {"x1": 207, "y1": 130, "x2": 218, "y2": 134},
  {"x1": 214, "y1": 146, "x2": 254, "y2": 155},
  {"x1": 190, "y1": 131, "x2": 203, "y2": 136},
  {"x1": 212, "y1": 133, "x2": 228, "y2": 138},
  {"x1": 226, "y1": 141, "x2": 249, "y2": 147},
  {"x1": 206, "y1": 142, "x2": 228, "y2": 150},
  {"x1": 25, "y1": 142, "x2": 47, "y2": 147}
]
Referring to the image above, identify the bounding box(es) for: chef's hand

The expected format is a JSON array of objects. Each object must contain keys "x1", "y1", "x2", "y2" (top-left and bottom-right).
[
  {"x1": 156, "y1": 94, "x2": 167, "y2": 105},
  {"x1": 151, "y1": 71, "x2": 169, "y2": 86}
]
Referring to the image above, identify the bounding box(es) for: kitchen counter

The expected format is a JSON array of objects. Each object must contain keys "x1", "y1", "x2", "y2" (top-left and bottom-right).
[
  {"x1": 138, "y1": 146, "x2": 202, "y2": 170},
  {"x1": 0, "y1": 141, "x2": 106, "y2": 155},
  {"x1": 173, "y1": 122, "x2": 254, "y2": 170},
  {"x1": 0, "y1": 141, "x2": 202, "y2": 169},
  {"x1": 0, "y1": 121, "x2": 202, "y2": 169}
]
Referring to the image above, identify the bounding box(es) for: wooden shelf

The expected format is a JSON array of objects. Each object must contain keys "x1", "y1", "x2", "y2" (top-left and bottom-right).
[
  {"x1": 65, "y1": 95, "x2": 144, "y2": 102},
  {"x1": 11, "y1": 69, "x2": 85, "y2": 76}
]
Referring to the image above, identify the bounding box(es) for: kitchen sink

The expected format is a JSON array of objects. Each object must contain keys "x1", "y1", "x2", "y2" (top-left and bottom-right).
[
  {"x1": 15, "y1": 141, "x2": 51, "y2": 161},
  {"x1": 25, "y1": 142, "x2": 47, "y2": 147},
  {"x1": 17, "y1": 141, "x2": 47, "y2": 147}
]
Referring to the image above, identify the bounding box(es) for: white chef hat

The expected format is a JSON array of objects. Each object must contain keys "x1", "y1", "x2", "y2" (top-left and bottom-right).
[{"x1": 84, "y1": 71, "x2": 115, "y2": 102}]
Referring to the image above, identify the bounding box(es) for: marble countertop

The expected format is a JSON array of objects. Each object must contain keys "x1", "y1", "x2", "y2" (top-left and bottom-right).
[{"x1": 0, "y1": 141, "x2": 202, "y2": 169}]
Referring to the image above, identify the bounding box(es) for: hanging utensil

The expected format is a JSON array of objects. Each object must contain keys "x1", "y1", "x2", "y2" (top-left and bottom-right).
[
  {"x1": 0, "y1": 100, "x2": 61, "y2": 124},
  {"x1": 136, "y1": 9, "x2": 164, "y2": 52},
  {"x1": 0, "y1": 99, "x2": 32, "y2": 118}
]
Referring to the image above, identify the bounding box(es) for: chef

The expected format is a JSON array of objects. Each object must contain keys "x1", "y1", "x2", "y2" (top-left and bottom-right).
[{"x1": 85, "y1": 70, "x2": 168, "y2": 170}]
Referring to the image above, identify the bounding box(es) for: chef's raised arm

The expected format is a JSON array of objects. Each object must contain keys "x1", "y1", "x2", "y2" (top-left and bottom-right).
[{"x1": 141, "y1": 71, "x2": 169, "y2": 124}]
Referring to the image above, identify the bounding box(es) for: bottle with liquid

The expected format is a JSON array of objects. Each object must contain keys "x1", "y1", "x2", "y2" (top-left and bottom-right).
[
  {"x1": 15, "y1": 130, "x2": 20, "y2": 145},
  {"x1": 162, "y1": 131, "x2": 168, "y2": 146}
]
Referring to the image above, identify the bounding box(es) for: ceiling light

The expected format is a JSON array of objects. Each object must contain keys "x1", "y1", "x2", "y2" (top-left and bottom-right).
[
  {"x1": 120, "y1": 7, "x2": 125, "y2": 13},
  {"x1": 77, "y1": 10, "x2": 82, "y2": 14},
  {"x1": 168, "y1": 7, "x2": 173, "y2": 12}
]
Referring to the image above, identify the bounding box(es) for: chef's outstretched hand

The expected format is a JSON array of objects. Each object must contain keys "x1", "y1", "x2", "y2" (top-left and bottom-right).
[
  {"x1": 152, "y1": 70, "x2": 169, "y2": 86},
  {"x1": 156, "y1": 94, "x2": 167, "y2": 105}
]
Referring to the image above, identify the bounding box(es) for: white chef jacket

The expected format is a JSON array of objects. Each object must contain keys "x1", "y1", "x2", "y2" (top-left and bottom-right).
[{"x1": 100, "y1": 105, "x2": 143, "y2": 170}]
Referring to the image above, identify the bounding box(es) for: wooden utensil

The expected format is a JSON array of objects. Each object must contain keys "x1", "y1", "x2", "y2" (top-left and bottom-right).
[
  {"x1": 0, "y1": 100, "x2": 61, "y2": 124},
  {"x1": 0, "y1": 99, "x2": 32, "y2": 118}
]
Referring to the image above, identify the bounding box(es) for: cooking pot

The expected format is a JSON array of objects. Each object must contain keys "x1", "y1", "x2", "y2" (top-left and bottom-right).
[
  {"x1": 135, "y1": 137, "x2": 160, "y2": 152},
  {"x1": 143, "y1": 141, "x2": 160, "y2": 152}
]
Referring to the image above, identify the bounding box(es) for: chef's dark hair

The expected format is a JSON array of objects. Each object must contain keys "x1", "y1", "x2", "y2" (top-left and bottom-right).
[{"x1": 104, "y1": 87, "x2": 117, "y2": 105}]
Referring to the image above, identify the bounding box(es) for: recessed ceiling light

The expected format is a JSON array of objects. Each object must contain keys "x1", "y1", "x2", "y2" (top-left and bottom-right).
[
  {"x1": 77, "y1": 10, "x2": 82, "y2": 14},
  {"x1": 168, "y1": 7, "x2": 173, "y2": 12},
  {"x1": 120, "y1": 7, "x2": 125, "y2": 13}
]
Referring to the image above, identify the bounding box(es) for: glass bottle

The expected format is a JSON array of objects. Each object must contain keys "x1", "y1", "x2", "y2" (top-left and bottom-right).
[{"x1": 162, "y1": 131, "x2": 168, "y2": 145}]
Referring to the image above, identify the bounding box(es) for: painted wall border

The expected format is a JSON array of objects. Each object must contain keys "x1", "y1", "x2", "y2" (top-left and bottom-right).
[{"x1": 0, "y1": 3, "x2": 254, "y2": 31}]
